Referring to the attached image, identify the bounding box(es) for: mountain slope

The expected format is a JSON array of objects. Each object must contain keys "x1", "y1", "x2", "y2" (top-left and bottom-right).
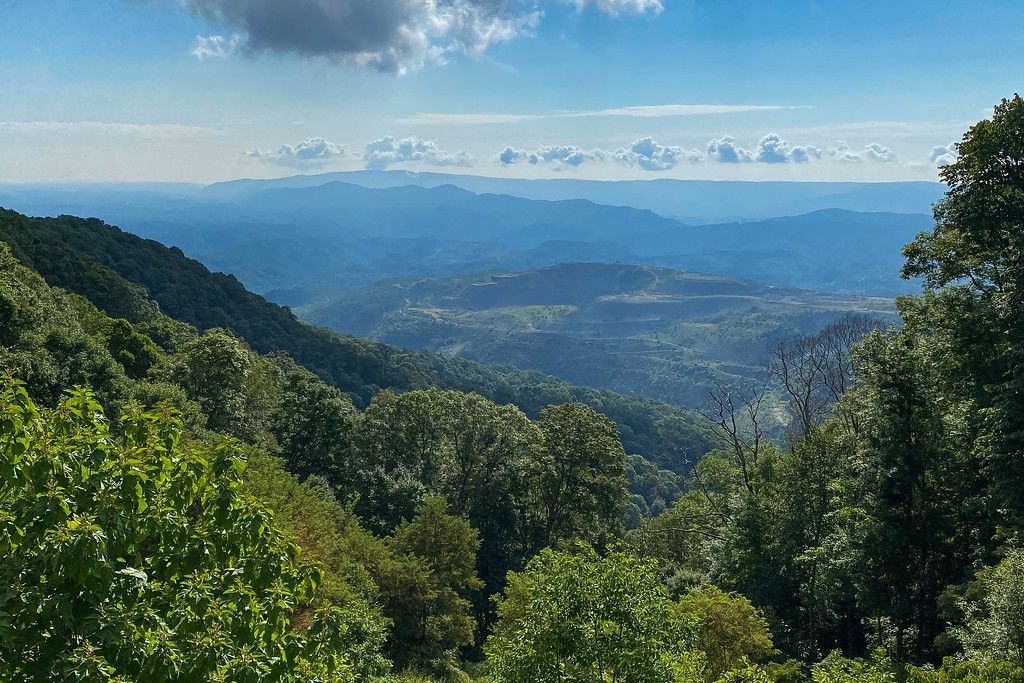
[
  {"x1": 636, "y1": 208, "x2": 931, "y2": 294},
  {"x1": 0, "y1": 207, "x2": 711, "y2": 470}
]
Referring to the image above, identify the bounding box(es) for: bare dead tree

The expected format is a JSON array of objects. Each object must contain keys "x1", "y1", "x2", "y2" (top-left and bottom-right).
[
  {"x1": 818, "y1": 314, "x2": 878, "y2": 403},
  {"x1": 768, "y1": 314, "x2": 880, "y2": 436},
  {"x1": 768, "y1": 334, "x2": 828, "y2": 437},
  {"x1": 700, "y1": 380, "x2": 767, "y2": 496}
]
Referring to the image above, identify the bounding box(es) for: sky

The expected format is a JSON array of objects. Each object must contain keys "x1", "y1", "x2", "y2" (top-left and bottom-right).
[{"x1": 0, "y1": 0, "x2": 1021, "y2": 184}]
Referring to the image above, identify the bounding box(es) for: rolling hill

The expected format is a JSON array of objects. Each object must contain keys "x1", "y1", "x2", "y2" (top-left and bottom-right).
[{"x1": 296, "y1": 262, "x2": 897, "y2": 407}]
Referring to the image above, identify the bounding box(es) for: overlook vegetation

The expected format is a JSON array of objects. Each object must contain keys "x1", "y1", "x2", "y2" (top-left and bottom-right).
[{"x1": 1, "y1": 95, "x2": 1024, "y2": 682}]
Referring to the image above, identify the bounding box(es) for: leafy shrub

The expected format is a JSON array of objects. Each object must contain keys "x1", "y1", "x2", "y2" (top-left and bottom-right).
[{"x1": 0, "y1": 378, "x2": 355, "y2": 682}]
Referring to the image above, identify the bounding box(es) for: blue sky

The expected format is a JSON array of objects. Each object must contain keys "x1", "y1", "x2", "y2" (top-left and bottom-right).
[{"x1": 0, "y1": 0, "x2": 1020, "y2": 183}]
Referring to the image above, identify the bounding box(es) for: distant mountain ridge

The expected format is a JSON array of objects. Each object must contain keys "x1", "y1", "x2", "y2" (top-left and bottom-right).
[
  {"x1": 0, "y1": 177, "x2": 935, "y2": 296},
  {"x1": 2, "y1": 171, "x2": 944, "y2": 224},
  {"x1": 203, "y1": 170, "x2": 946, "y2": 221}
]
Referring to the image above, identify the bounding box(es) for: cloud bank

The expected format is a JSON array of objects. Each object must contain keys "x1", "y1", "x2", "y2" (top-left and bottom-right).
[
  {"x1": 183, "y1": 0, "x2": 662, "y2": 73},
  {"x1": 244, "y1": 137, "x2": 349, "y2": 166},
  {"x1": 499, "y1": 133, "x2": 857, "y2": 171},
  {"x1": 242, "y1": 132, "x2": 921, "y2": 173},
  {"x1": 828, "y1": 140, "x2": 897, "y2": 163},
  {"x1": 364, "y1": 136, "x2": 473, "y2": 168}
]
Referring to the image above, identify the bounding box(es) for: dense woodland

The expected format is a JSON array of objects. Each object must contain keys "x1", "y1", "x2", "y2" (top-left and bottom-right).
[
  {"x1": 1, "y1": 96, "x2": 1024, "y2": 681},
  {"x1": 0, "y1": 205, "x2": 711, "y2": 478}
]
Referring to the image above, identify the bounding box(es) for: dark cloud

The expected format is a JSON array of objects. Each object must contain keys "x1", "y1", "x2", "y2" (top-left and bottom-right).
[
  {"x1": 181, "y1": 1, "x2": 669, "y2": 72},
  {"x1": 184, "y1": 0, "x2": 540, "y2": 73}
]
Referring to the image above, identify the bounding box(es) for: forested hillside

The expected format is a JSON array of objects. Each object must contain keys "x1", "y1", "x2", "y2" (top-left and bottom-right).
[
  {"x1": 2, "y1": 96, "x2": 1024, "y2": 683},
  {"x1": 0, "y1": 207, "x2": 711, "y2": 473},
  {"x1": 0, "y1": 238, "x2": 663, "y2": 678}
]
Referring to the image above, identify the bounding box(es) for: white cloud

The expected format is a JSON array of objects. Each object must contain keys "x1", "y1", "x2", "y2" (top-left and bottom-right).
[
  {"x1": 755, "y1": 133, "x2": 789, "y2": 163},
  {"x1": 929, "y1": 142, "x2": 958, "y2": 167},
  {"x1": 828, "y1": 140, "x2": 897, "y2": 163},
  {"x1": 788, "y1": 144, "x2": 822, "y2": 164},
  {"x1": 0, "y1": 120, "x2": 215, "y2": 138},
  {"x1": 498, "y1": 144, "x2": 606, "y2": 169},
  {"x1": 754, "y1": 133, "x2": 821, "y2": 164},
  {"x1": 615, "y1": 137, "x2": 703, "y2": 170},
  {"x1": 530, "y1": 145, "x2": 609, "y2": 168},
  {"x1": 244, "y1": 137, "x2": 349, "y2": 167},
  {"x1": 706, "y1": 136, "x2": 753, "y2": 163},
  {"x1": 499, "y1": 137, "x2": 700, "y2": 171},
  {"x1": 828, "y1": 141, "x2": 862, "y2": 163},
  {"x1": 397, "y1": 103, "x2": 799, "y2": 125},
  {"x1": 497, "y1": 144, "x2": 609, "y2": 169},
  {"x1": 364, "y1": 135, "x2": 473, "y2": 168},
  {"x1": 190, "y1": 34, "x2": 241, "y2": 59},
  {"x1": 568, "y1": 0, "x2": 663, "y2": 15},
  {"x1": 498, "y1": 145, "x2": 528, "y2": 164},
  {"x1": 863, "y1": 142, "x2": 896, "y2": 163}
]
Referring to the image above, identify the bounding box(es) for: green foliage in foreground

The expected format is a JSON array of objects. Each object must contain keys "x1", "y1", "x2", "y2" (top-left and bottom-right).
[
  {"x1": 486, "y1": 547, "x2": 776, "y2": 683},
  {"x1": 955, "y1": 550, "x2": 1024, "y2": 667},
  {"x1": 487, "y1": 547, "x2": 696, "y2": 683},
  {"x1": 0, "y1": 379, "x2": 353, "y2": 682}
]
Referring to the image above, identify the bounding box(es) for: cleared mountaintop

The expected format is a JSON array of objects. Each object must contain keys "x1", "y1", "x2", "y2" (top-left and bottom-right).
[{"x1": 297, "y1": 262, "x2": 896, "y2": 407}]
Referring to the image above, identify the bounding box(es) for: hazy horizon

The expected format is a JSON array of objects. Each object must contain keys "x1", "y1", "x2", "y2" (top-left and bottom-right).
[{"x1": 2, "y1": 1, "x2": 1020, "y2": 184}]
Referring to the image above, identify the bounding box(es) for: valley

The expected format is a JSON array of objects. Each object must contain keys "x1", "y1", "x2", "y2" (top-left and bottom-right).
[{"x1": 294, "y1": 262, "x2": 896, "y2": 407}]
